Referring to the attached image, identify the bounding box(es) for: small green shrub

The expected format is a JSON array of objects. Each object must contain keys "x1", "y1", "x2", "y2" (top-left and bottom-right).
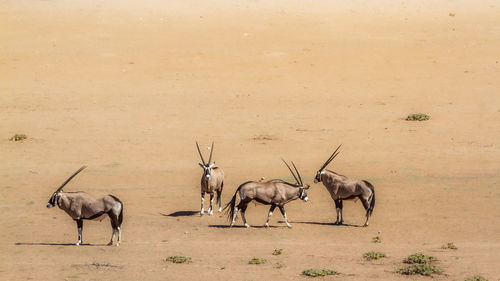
[
  {"x1": 302, "y1": 268, "x2": 338, "y2": 277},
  {"x1": 166, "y1": 256, "x2": 192, "y2": 263},
  {"x1": 275, "y1": 262, "x2": 285, "y2": 269},
  {"x1": 372, "y1": 236, "x2": 382, "y2": 243},
  {"x1": 464, "y1": 276, "x2": 488, "y2": 281},
  {"x1": 406, "y1": 113, "x2": 430, "y2": 121},
  {"x1": 10, "y1": 134, "x2": 27, "y2": 141},
  {"x1": 363, "y1": 251, "x2": 386, "y2": 260},
  {"x1": 403, "y1": 253, "x2": 436, "y2": 264},
  {"x1": 397, "y1": 264, "x2": 443, "y2": 276},
  {"x1": 272, "y1": 249, "x2": 283, "y2": 255},
  {"x1": 441, "y1": 242, "x2": 458, "y2": 250},
  {"x1": 248, "y1": 258, "x2": 267, "y2": 265}
]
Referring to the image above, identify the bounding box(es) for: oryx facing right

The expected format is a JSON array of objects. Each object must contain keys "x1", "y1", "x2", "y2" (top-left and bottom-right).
[
  {"x1": 224, "y1": 159, "x2": 309, "y2": 228},
  {"x1": 196, "y1": 141, "x2": 224, "y2": 216},
  {"x1": 46, "y1": 166, "x2": 124, "y2": 246}
]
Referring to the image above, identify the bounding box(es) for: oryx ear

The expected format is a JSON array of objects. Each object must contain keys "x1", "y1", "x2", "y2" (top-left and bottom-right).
[
  {"x1": 199, "y1": 163, "x2": 204, "y2": 168},
  {"x1": 304, "y1": 184, "x2": 310, "y2": 190},
  {"x1": 209, "y1": 163, "x2": 215, "y2": 168}
]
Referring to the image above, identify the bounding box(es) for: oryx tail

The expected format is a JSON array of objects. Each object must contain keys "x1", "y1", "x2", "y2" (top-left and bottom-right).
[
  {"x1": 223, "y1": 182, "x2": 250, "y2": 222},
  {"x1": 363, "y1": 180, "x2": 375, "y2": 216}
]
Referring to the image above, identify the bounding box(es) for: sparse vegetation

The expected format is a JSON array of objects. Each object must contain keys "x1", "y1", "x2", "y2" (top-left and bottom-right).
[
  {"x1": 372, "y1": 236, "x2": 382, "y2": 243},
  {"x1": 363, "y1": 251, "x2": 387, "y2": 260},
  {"x1": 464, "y1": 276, "x2": 488, "y2": 281},
  {"x1": 275, "y1": 262, "x2": 285, "y2": 269},
  {"x1": 272, "y1": 248, "x2": 283, "y2": 255},
  {"x1": 302, "y1": 268, "x2": 338, "y2": 277},
  {"x1": 248, "y1": 258, "x2": 267, "y2": 265},
  {"x1": 441, "y1": 242, "x2": 458, "y2": 250},
  {"x1": 403, "y1": 253, "x2": 436, "y2": 264},
  {"x1": 166, "y1": 256, "x2": 192, "y2": 264},
  {"x1": 398, "y1": 253, "x2": 442, "y2": 276},
  {"x1": 397, "y1": 264, "x2": 443, "y2": 276},
  {"x1": 10, "y1": 134, "x2": 27, "y2": 141},
  {"x1": 406, "y1": 113, "x2": 430, "y2": 121}
]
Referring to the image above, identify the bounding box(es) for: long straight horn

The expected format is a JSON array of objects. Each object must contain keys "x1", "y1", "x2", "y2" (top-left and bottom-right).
[
  {"x1": 208, "y1": 141, "x2": 214, "y2": 164},
  {"x1": 196, "y1": 141, "x2": 206, "y2": 165},
  {"x1": 281, "y1": 158, "x2": 300, "y2": 185},
  {"x1": 291, "y1": 161, "x2": 303, "y2": 185},
  {"x1": 320, "y1": 144, "x2": 342, "y2": 171},
  {"x1": 55, "y1": 166, "x2": 87, "y2": 193}
]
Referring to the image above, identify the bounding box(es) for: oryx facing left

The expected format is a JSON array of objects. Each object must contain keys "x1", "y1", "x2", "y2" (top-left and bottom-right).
[
  {"x1": 313, "y1": 145, "x2": 375, "y2": 227},
  {"x1": 196, "y1": 141, "x2": 224, "y2": 216},
  {"x1": 46, "y1": 166, "x2": 124, "y2": 246}
]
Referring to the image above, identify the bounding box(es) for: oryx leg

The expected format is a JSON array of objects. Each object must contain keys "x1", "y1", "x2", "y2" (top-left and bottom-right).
[
  {"x1": 76, "y1": 219, "x2": 83, "y2": 246},
  {"x1": 360, "y1": 195, "x2": 371, "y2": 227},
  {"x1": 339, "y1": 200, "x2": 344, "y2": 224},
  {"x1": 240, "y1": 204, "x2": 250, "y2": 228},
  {"x1": 333, "y1": 200, "x2": 343, "y2": 225},
  {"x1": 278, "y1": 206, "x2": 292, "y2": 228},
  {"x1": 265, "y1": 204, "x2": 277, "y2": 228},
  {"x1": 108, "y1": 214, "x2": 118, "y2": 246},
  {"x1": 217, "y1": 184, "x2": 223, "y2": 212},
  {"x1": 117, "y1": 226, "x2": 121, "y2": 246},
  {"x1": 208, "y1": 193, "x2": 214, "y2": 216},
  {"x1": 230, "y1": 205, "x2": 239, "y2": 227},
  {"x1": 200, "y1": 192, "x2": 205, "y2": 216}
]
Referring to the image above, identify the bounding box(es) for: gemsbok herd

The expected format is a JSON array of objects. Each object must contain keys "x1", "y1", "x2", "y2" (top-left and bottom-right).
[{"x1": 46, "y1": 143, "x2": 375, "y2": 246}]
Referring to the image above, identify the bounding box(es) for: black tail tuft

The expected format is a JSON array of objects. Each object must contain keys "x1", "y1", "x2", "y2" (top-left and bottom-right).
[
  {"x1": 223, "y1": 191, "x2": 238, "y2": 223},
  {"x1": 222, "y1": 182, "x2": 249, "y2": 223},
  {"x1": 363, "y1": 180, "x2": 375, "y2": 216}
]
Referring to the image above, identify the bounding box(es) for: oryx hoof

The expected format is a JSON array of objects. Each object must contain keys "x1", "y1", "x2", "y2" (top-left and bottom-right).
[
  {"x1": 286, "y1": 224, "x2": 292, "y2": 228},
  {"x1": 116, "y1": 242, "x2": 120, "y2": 247},
  {"x1": 107, "y1": 241, "x2": 113, "y2": 246},
  {"x1": 218, "y1": 207, "x2": 222, "y2": 212},
  {"x1": 264, "y1": 223, "x2": 270, "y2": 228},
  {"x1": 200, "y1": 211, "x2": 205, "y2": 216},
  {"x1": 244, "y1": 223, "x2": 250, "y2": 228},
  {"x1": 209, "y1": 210, "x2": 214, "y2": 216},
  {"x1": 76, "y1": 242, "x2": 81, "y2": 246}
]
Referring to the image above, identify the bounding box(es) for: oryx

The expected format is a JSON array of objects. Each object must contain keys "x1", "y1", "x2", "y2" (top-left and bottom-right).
[
  {"x1": 313, "y1": 145, "x2": 375, "y2": 227},
  {"x1": 46, "y1": 166, "x2": 124, "y2": 246},
  {"x1": 224, "y1": 159, "x2": 309, "y2": 228},
  {"x1": 196, "y1": 141, "x2": 224, "y2": 216}
]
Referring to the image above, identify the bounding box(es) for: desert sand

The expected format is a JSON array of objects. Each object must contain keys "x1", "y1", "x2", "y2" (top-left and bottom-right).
[{"x1": 1, "y1": 0, "x2": 499, "y2": 280}]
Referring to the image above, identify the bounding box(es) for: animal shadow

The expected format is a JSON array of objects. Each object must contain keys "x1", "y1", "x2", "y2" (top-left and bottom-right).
[
  {"x1": 208, "y1": 224, "x2": 283, "y2": 229},
  {"x1": 283, "y1": 221, "x2": 362, "y2": 227},
  {"x1": 15, "y1": 242, "x2": 107, "y2": 246},
  {"x1": 161, "y1": 211, "x2": 199, "y2": 217}
]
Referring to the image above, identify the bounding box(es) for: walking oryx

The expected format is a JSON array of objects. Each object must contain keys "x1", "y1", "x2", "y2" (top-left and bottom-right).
[
  {"x1": 196, "y1": 141, "x2": 224, "y2": 216},
  {"x1": 313, "y1": 145, "x2": 375, "y2": 227},
  {"x1": 224, "y1": 159, "x2": 309, "y2": 228},
  {"x1": 46, "y1": 166, "x2": 124, "y2": 246}
]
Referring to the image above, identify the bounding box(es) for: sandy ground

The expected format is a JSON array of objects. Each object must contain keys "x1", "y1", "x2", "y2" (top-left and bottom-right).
[{"x1": 1, "y1": 0, "x2": 499, "y2": 280}]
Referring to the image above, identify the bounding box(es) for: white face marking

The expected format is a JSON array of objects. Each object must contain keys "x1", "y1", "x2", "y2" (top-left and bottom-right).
[{"x1": 303, "y1": 196, "x2": 309, "y2": 202}]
